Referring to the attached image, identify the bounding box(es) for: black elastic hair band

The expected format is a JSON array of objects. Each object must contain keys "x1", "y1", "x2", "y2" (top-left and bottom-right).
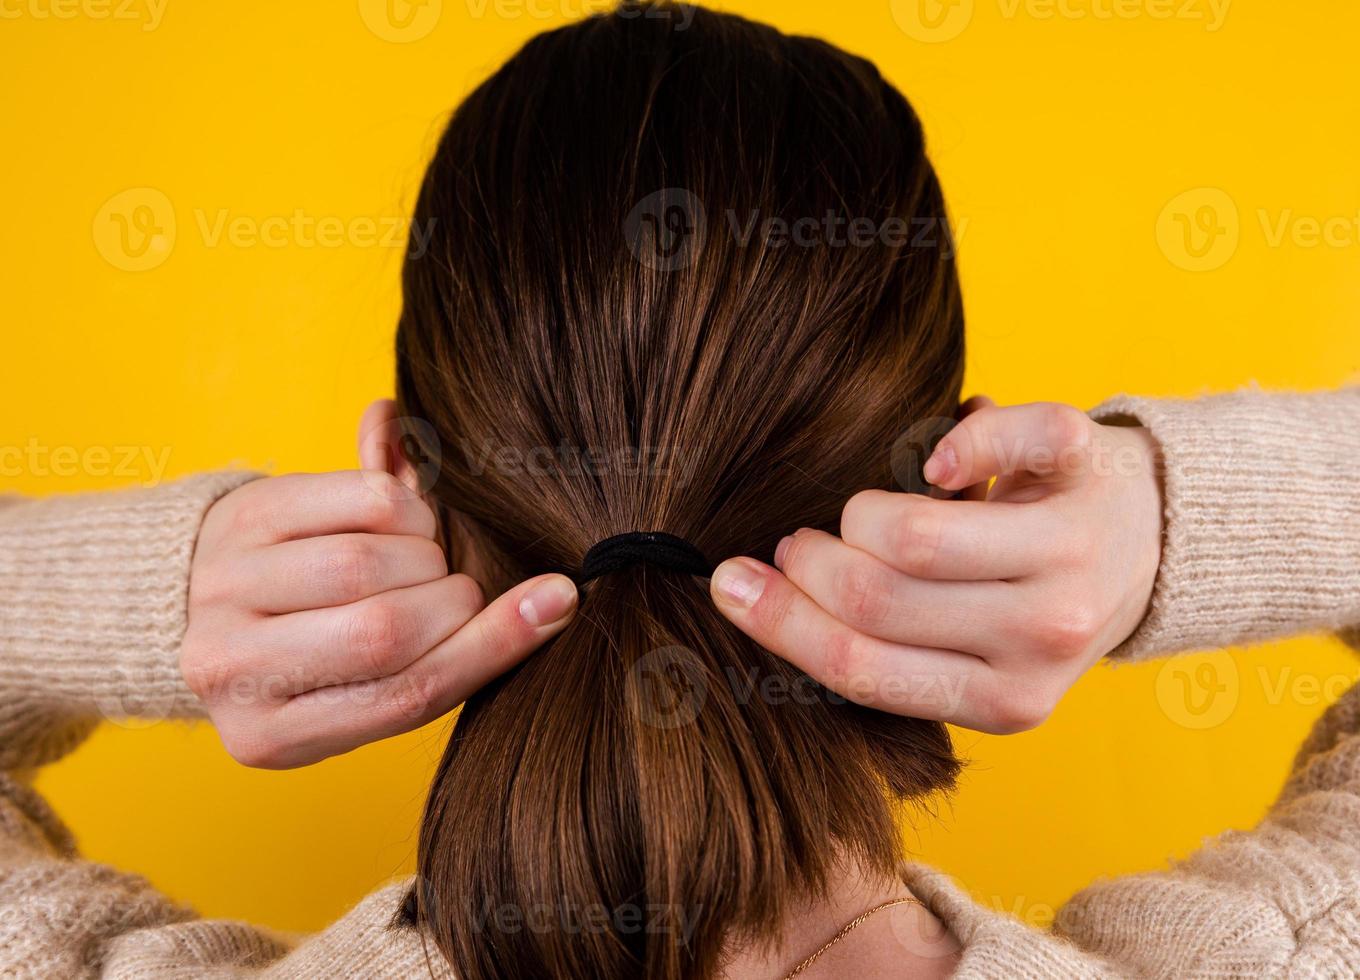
[{"x1": 576, "y1": 531, "x2": 713, "y2": 585}]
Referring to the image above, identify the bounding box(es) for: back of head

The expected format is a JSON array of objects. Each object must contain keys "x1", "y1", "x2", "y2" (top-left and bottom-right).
[{"x1": 395, "y1": 3, "x2": 965, "y2": 977}]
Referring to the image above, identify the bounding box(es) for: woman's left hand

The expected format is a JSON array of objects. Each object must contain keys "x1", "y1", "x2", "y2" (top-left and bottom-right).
[{"x1": 710, "y1": 401, "x2": 1163, "y2": 734}]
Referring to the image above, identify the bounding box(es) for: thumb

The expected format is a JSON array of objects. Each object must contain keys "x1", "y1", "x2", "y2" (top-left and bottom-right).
[{"x1": 924, "y1": 401, "x2": 1093, "y2": 493}]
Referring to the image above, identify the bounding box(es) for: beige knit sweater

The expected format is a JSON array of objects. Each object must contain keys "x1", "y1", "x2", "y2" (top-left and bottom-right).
[{"x1": 1, "y1": 388, "x2": 1358, "y2": 979}]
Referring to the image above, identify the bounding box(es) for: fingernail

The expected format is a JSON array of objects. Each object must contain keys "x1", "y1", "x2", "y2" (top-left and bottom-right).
[
  {"x1": 774, "y1": 535, "x2": 793, "y2": 568},
  {"x1": 924, "y1": 444, "x2": 956, "y2": 485},
  {"x1": 519, "y1": 576, "x2": 578, "y2": 627},
  {"x1": 712, "y1": 559, "x2": 766, "y2": 608}
]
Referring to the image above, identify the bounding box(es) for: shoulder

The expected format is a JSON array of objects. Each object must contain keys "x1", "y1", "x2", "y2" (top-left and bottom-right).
[{"x1": 1058, "y1": 677, "x2": 1360, "y2": 977}]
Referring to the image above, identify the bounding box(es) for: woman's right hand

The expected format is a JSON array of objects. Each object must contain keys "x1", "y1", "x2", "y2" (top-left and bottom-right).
[
  {"x1": 181, "y1": 471, "x2": 578, "y2": 768},
  {"x1": 711, "y1": 402, "x2": 1165, "y2": 734}
]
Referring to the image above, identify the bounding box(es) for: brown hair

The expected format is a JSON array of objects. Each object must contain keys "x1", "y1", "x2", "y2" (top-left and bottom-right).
[{"x1": 394, "y1": 3, "x2": 965, "y2": 977}]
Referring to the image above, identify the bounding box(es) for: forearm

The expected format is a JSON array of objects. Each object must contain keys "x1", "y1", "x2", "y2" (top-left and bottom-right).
[
  {"x1": 1093, "y1": 386, "x2": 1360, "y2": 659},
  {"x1": 0, "y1": 471, "x2": 258, "y2": 769}
]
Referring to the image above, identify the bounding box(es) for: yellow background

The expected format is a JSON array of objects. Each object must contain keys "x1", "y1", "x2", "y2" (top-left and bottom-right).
[{"x1": 3, "y1": 0, "x2": 1359, "y2": 936}]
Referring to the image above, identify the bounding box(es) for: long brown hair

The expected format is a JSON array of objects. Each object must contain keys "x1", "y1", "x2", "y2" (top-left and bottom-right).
[{"x1": 394, "y1": 3, "x2": 965, "y2": 977}]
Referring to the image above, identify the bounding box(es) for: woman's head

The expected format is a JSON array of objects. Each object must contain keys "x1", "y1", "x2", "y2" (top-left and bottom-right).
[{"x1": 392, "y1": 2, "x2": 964, "y2": 976}]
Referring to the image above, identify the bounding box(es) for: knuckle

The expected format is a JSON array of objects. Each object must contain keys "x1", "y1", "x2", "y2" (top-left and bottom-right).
[
  {"x1": 1064, "y1": 532, "x2": 1099, "y2": 569},
  {"x1": 180, "y1": 638, "x2": 236, "y2": 701},
  {"x1": 221, "y1": 728, "x2": 289, "y2": 770},
  {"x1": 380, "y1": 671, "x2": 440, "y2": 725},
  {"x1": 324, "y1": 538, "x2": 378, "y2": 599},
  {"x1": 821, "y1": 629, "x2": 867, "y2": 688},
  {"x1": 471, "y1": 609, "x2": 518, "y2": 662},
  {"x1": 180, "y1": 657, "x2": 213, "y2": 701},
  {"x1": 953, "y1": 407, "x2": 994, "y2": 453},
  {"x1": 415, "y1": 538, "x2": 450, "y2": 579},
  {"x1": 830, "y1": 561, "x2": 894, "y2": 631},
  {"x1": 841, "y1": 490, "x2": 883, "y2": 537},
  {"x1": 188, "y1": 561, "x2": 236, "y2": 610},
  {"x1": 447, "y1": 573, "x2": 485, "y2": 615},
  {"x1": 984, "y1": 682, "x2": 1057, "y2": 734},
  {"x1": 1032, "y1": 599, "x2": 1099, "y2": 658},
  {"x1": 358, "y1": 474, "x2": 405, "y2": 524},
  {"x1": 748, "y1": 575, "x2": 797, "y2": 635},
  {"x1": 889, "y1": 500, "x2": 944, "y2": 577},
  {"x1": 345, "y1": 600, "x2": 408, "y2": 675},
  {"x1": 1043, "y1": 403, "x2": 1092, "y2": 451},
  {"x1": 227, "y1": 480, "x2": 279, "y2": 537}
]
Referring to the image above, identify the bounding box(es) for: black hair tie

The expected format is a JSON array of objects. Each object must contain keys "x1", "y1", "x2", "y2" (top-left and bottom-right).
[{"x1": 576, "y1": 531, "x2": 713, "y2": 585}]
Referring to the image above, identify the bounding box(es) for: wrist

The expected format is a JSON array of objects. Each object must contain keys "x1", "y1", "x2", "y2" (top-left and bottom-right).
[
  {"x1": 0, "y1": 471, "x2": 259, "y2": 766},
  {"x1": 1099, "y1": 423, "x2": 1165, "y2": 651},
  {"x1": 1093, "y1": 388, "x2": 1360, "y2": 659}
]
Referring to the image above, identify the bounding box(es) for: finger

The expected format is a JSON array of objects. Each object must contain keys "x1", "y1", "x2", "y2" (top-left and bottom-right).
[
  {"x1": 955, "y1": 395, "x2": 995, "y2": 501},
  {"x1": 358, "y1": 398, "x2": 398, "y2": 472},
  {"x1": 232, "y1": 470, "x2": 437, "y2": 544},
  {"x1": 241, "y1": 533, "x2": 448, "y2": 613},
  {"x1": 840, "y1": 490, "x2": 1068, "y2": 581},
  {"x1": 268, "y1": 574, "x2": 578, "y2": 765},
  {"x1": 774, "y1": 528, "x2": 1025, "y2": 653},
  {"x1": 710, "y1": 557, "x2": 986, "y2": 720},
  {"x1": 924, "y1": 402, "x2": 1093, "y2": 493},
  {"x1": 247, "y1": 572, "x2": 487, "y2": 695}
]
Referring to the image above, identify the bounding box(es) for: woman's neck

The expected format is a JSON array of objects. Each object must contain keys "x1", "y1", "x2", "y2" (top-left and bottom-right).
[{"x1": 718, "y1": 858, "x2": 961, "y2": 980}]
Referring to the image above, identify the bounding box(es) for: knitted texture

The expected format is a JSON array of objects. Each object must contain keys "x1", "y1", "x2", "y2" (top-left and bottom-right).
[
  {"x1": 0, "y1": 389, "x2": 1356, "y2": 978},
  {"x1": 0, "y1": 471, "x2": 257, "y2": 769},
  {"x1": 1093, "y1": 387, "x2": 1360, "y2": 659}
]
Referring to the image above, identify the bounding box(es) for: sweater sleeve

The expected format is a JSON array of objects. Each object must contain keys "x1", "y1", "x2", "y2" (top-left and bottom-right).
[
  {"x1": 1091, "y1": 387, "x2": 1360, "y2": 660},
  {"x1": 1053, "y1": 669, "x2": 1360, "y2": 977},
  {"x1": 1045, "y1": 388, "x2": 1360, "y2": 976},
  {"x1": 0, "y1": 471, "x2": 259, "y2": 770}
]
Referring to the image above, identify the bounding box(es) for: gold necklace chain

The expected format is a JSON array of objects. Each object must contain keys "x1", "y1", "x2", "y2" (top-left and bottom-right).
[{"x1": 781, "y1": 896, "x2": 922, "y2": 979}]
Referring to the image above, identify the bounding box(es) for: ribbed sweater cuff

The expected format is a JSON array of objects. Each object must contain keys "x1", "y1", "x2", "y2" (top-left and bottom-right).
[
  {"x1": 1092, "y1": 387, "x2": 1360, "y2": 660},
  {"x1": 0, "y1": 471, "x2": 259, "y2": 766}
]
